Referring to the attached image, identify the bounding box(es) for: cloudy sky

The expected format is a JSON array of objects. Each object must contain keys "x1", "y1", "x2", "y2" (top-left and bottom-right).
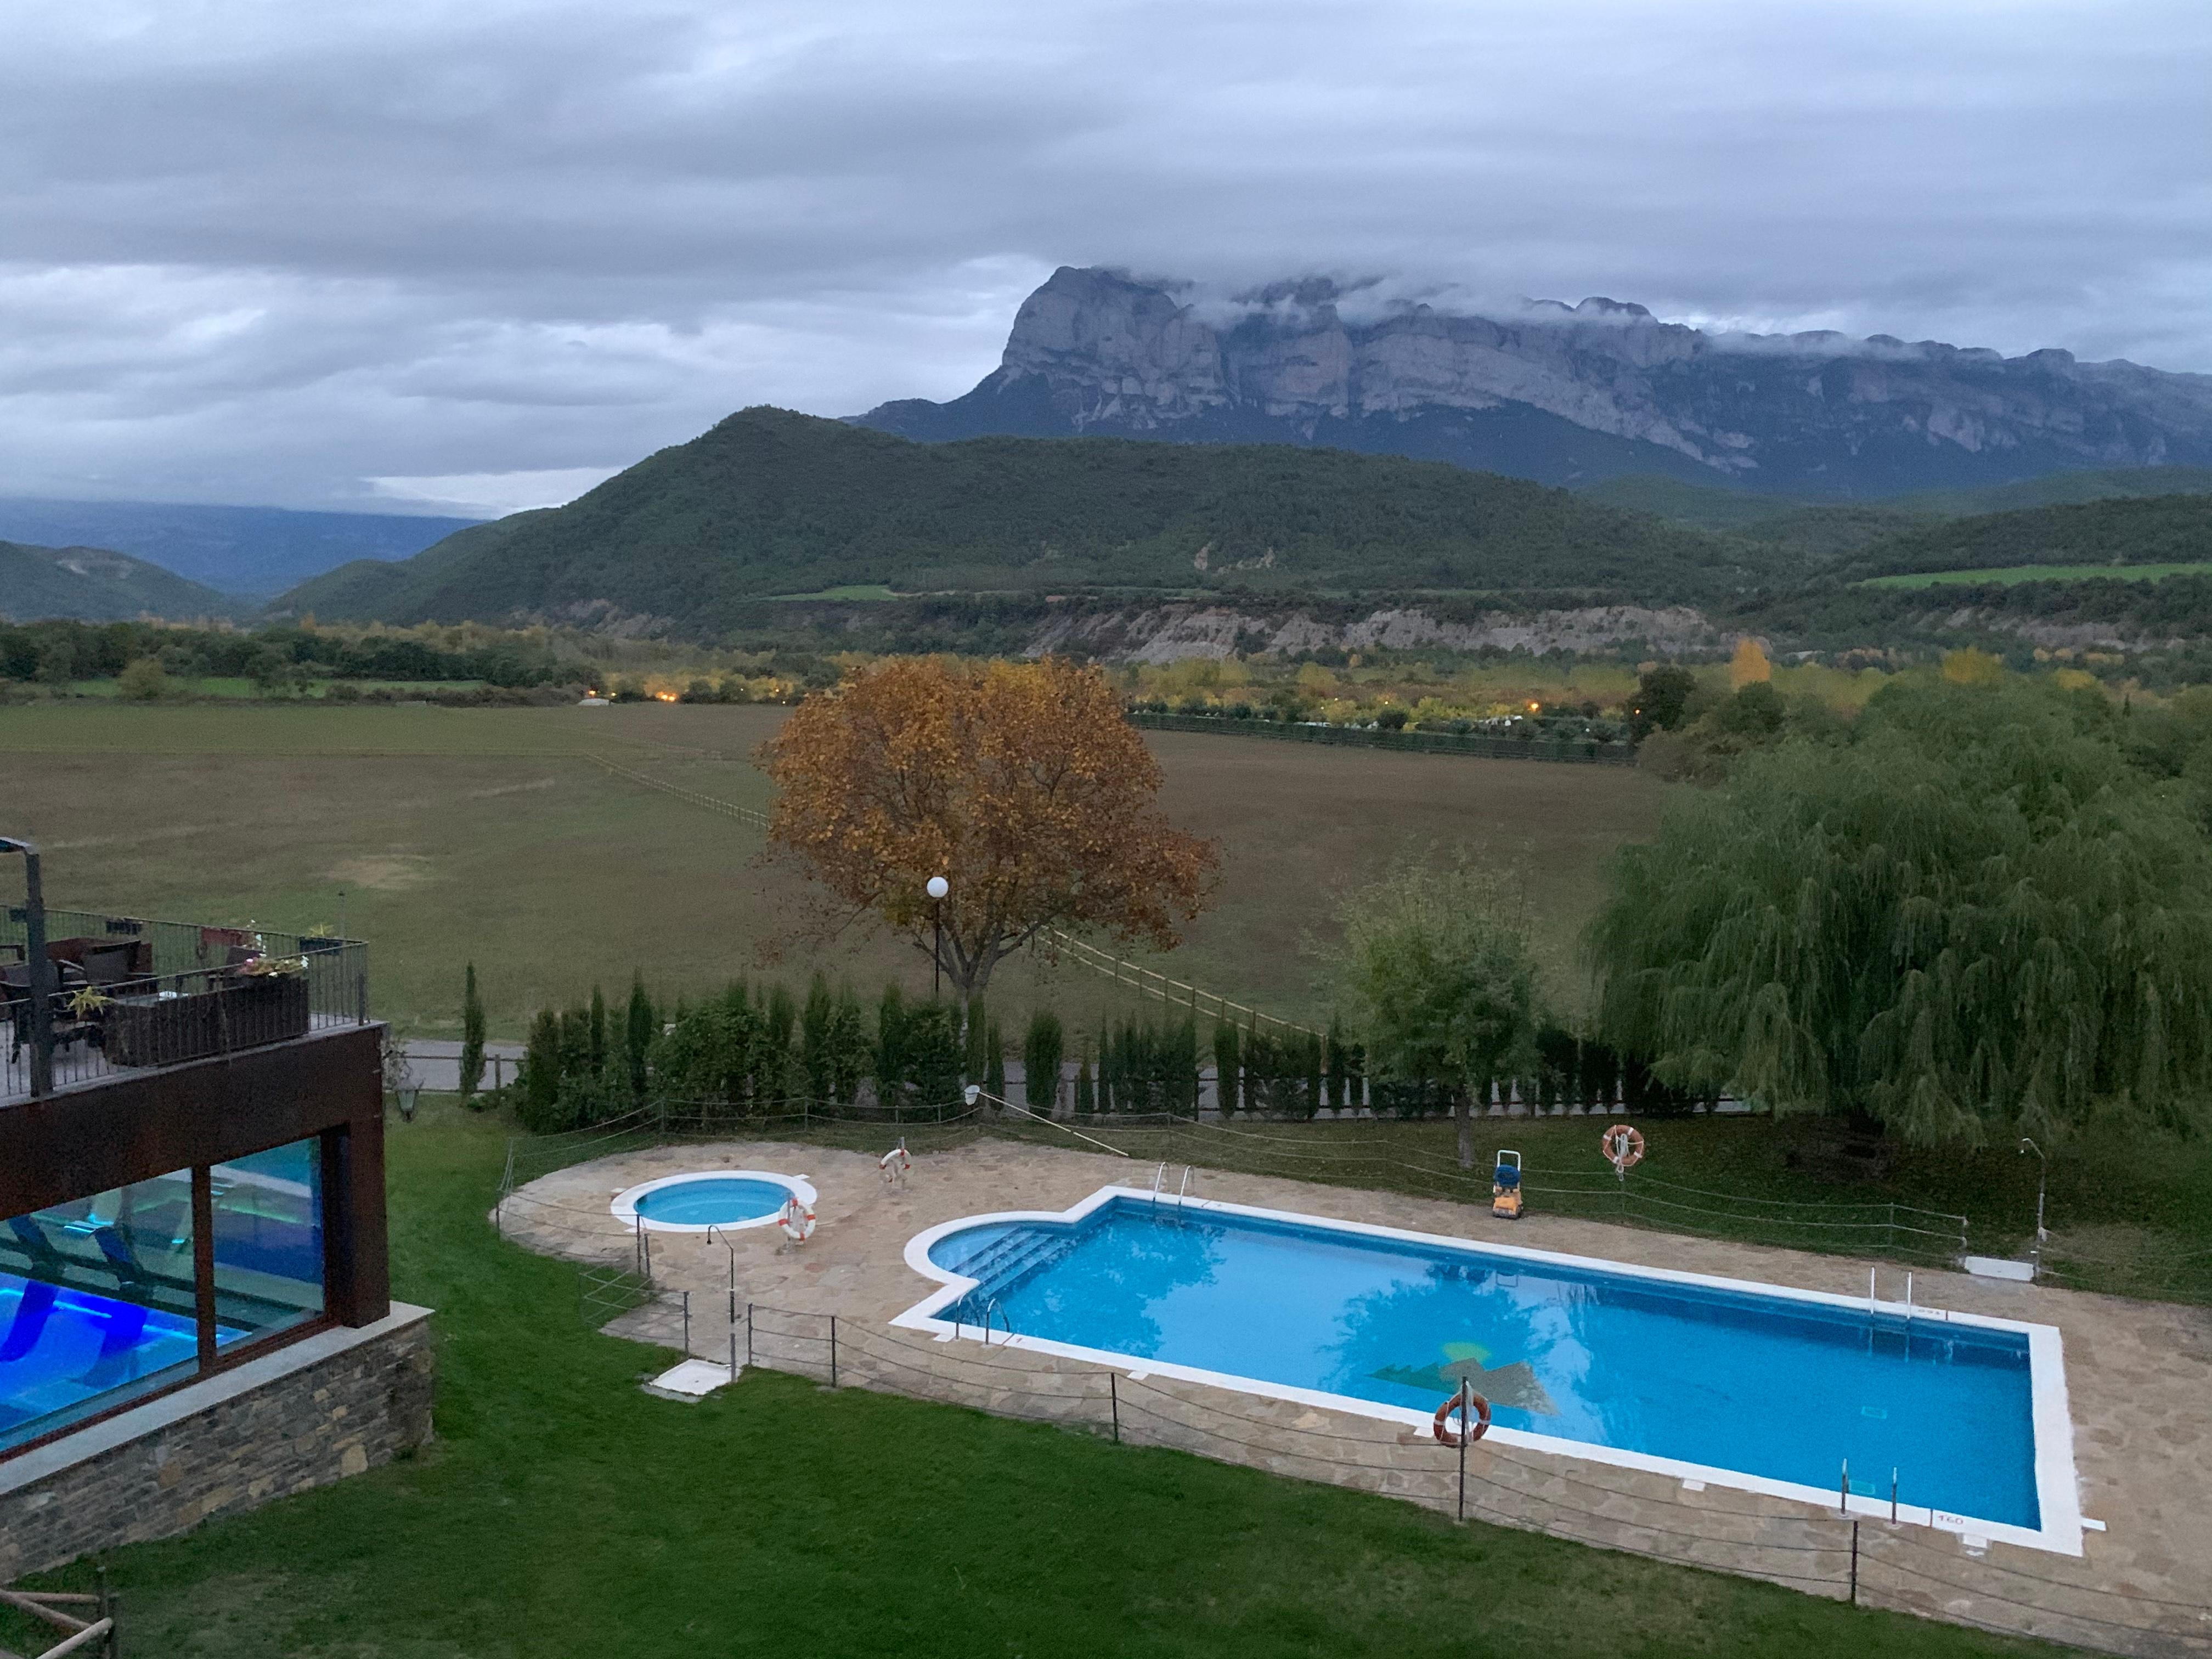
[{"x1": 4, "y1": 0, "x2": 2208, "y2": 515}]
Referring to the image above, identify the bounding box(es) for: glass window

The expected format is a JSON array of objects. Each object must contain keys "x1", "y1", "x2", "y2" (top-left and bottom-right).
[
  {"x1": 210, "y1": 1138, "x2": 325, "y2": 1345},
  {"x1": 1, "y1": 1169, "x2": 200, "y2": 1453}
]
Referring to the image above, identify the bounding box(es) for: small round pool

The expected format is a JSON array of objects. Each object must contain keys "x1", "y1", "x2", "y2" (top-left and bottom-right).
[{"x1": 610, "y1": 1170, "x2": 817, "y2": 1233}]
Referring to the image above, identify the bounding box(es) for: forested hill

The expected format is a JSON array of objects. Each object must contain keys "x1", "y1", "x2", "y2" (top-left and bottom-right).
[
  {"x1": 273, "y1": 408, "x2": 1776, "y2": 633},
  {"x1": 1836, "y1": 494, "x2": 2212, "y2": 582},
  {"x1": 0, "y1": 539, "x2": 237, "y2": 623}
]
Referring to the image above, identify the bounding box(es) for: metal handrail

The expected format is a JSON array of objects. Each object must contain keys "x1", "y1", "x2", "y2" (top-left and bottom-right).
[
  {"x1": 705, "y1": 1224, "x2": 742, "y2": 1374},
  {"x1": 983, "y1": 1298, "x2": 1013, "y2": 1347}
]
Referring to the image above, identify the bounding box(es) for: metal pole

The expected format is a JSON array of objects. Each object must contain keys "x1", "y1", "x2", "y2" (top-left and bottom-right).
[
  {"x1": 933, "y1": 902, "x2": 942, "y2": 1000},
  {"x1": 1839, "y1": 1459, "x2": 1849, "y2": 1515},
  {"x1": 830, "y1": 1314, "x2": 838, "y2": 1387},
  {"x1": 746, "y1": 1302, "x2": 754, "y2": 1367},
  {"x1": 1890, "y1": 1468, "x2": 1899, "y2": 1525},
  {"x1": 1110, "y1": 1372, "x2": 1120, "y2": 1443},
  {"x1": 1849, "y1": 1520, "x2": 1860, "y2": 1605},
  {"x1": 1456, "y1": 1379, "x2": 1469, "y2": 1522},
  {"x1": 681, "y1": 1290, "x2": 691, "y2": 1356},
  {"x1": 2021, "y1": 1137, "x2": 2048, "y2": 1282},
  {"x1": 3, "y1": 840, "x2": 57, "y2": 1099}
]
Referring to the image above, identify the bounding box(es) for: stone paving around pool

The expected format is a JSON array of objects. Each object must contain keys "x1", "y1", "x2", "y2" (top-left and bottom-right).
[{"x1": 499, "y1": 1135, "x2": 2212, "y2": 1657}]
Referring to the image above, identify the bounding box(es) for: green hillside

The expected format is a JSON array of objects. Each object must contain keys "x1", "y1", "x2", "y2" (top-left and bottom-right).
[
  {"x1": 1837, "y1": 494, "x2": 2212, "y2": 582},
  {"x1": 0, "y1": 539, "x2": 238, "y2": 623},
  {"x1": 1862, "y1": 560, "x2": 2212, "y2": 590},
  {"x1": 1891, "y1": 465, "x2": 2212, "y2": 517},
  {"x1": 272, "y1": 408, "x2": 1778, "y2": 633},
  {"x1": 1580, "y1": 466, "x2": 2212, "y2": 563}
]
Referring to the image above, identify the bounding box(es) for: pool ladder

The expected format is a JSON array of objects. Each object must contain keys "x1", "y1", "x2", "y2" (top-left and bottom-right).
[
  {"x1": 982, "y1": 1297, "x2": 1013, "y2": 1346},
  {"x1": 1149, "y1": 1163, "x2": 1195, "y2": 1214}
]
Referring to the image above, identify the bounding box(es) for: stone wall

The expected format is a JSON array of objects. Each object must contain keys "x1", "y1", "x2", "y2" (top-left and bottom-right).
[{"x1": 0, "y1": 1304, "x2": 434, "y2": 1581}]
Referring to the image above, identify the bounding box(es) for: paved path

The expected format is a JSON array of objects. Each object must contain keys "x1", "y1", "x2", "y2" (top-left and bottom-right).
[
  {"x1": 398, "y1": 1040, "x2": 524, "y2": 1093},
  {"x1": 501, "y1": 1135, "x2": 2212, "y2": 1656}
]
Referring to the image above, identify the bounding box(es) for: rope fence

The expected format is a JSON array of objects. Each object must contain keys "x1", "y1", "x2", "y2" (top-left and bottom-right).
[
  {"x1": 488, "y1": 1114, "x2": 2206, "y2": 1654},
  {"x1": 710, "y1": 1304, "x2": 2204, "y2": 1658},
  {"x1": 493, "y1": 1101, "x2": 1984, "y2": 1271}
]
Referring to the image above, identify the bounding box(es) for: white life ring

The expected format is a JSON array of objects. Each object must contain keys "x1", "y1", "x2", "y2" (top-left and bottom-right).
[
  {"x1": 778, "y1": 1197, "x2": 817, "y2": 1243},
  {"x1": 1602, "y1": 1124, "x2": 1646, "y2": 1171},
  {"x1": 880, "y1": 1146, "x2": 912, "y2": 1182}
]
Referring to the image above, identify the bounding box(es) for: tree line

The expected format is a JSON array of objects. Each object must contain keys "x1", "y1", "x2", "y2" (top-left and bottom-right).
[{"x1": 479, "y1": 969, "x2": 1697, "y2": 1135}]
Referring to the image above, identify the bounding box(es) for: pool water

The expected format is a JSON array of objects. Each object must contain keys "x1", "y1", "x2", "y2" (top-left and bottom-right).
[
  {"x1": 1, "y1": 1271, "x2": 239, "y2": 1451},
  {"x1": 924, "y1": 1197, "x2": 2042, "y2": 1531},
  {"x1": 634, "y1": 1177, "x2": 794, "y2": 1227}
]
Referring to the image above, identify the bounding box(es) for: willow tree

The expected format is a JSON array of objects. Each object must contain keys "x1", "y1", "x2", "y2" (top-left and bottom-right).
[
  {"x1": 761, "y1": 656, "x2": 1219, "y2": 1000},
  {"x1": 1588, "y1": 680, "x2": 2212, "y2": 1145},
  {"x1": 1335, "y1": 859, "x2": 1539, "y2": 1168}
]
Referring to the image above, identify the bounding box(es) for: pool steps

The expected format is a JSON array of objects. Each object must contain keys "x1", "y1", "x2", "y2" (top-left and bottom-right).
[{"x1": 940, "y1": 1229, "x2": 1081, "y2": 1327}]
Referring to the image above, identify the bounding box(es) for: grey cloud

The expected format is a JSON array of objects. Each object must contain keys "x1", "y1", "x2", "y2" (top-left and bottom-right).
[{"x1": 2, "y1": 0, "x2": 2208, "y2": 507}]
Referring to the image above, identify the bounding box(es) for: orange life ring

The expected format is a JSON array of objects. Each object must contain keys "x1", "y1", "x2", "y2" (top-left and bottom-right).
[
  {"x1": 1432, "y1": 1390, "x2": 1492, "y2": 1447},
  {"x1": 779, "y1": 1198, "x2": 817, "y2": 1243},
  {"x1": 1601, "y1": 1124, "x2": 1645, "y2": 1170}
]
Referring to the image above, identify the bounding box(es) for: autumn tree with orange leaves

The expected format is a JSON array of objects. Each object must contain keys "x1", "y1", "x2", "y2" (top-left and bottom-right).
[{"x1": 760, "y1": 657, "x2": 1220, "y2": 1000}]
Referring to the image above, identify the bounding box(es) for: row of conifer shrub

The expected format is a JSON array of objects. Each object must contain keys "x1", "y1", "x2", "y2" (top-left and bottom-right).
[{"x1": 478, "y1": 969, "x2": 1703, "y2": 1133}]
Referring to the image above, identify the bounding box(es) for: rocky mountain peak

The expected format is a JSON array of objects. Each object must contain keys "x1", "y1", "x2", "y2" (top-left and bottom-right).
[{"x1": 859, "y1": 267, "x2": 2212, "y2": 495}]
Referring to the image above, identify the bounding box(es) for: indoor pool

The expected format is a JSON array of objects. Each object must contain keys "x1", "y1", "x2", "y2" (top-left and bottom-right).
[
  {"x1": 899, "y1": 1189, "x2": 2076, "y2": 1549},
  {"x1": 1, "y1": 1271, "x2": 235, "y2": 1451},
  {"x1": 611, "y1": 1171, "x2": 815, "y2": 1232}
]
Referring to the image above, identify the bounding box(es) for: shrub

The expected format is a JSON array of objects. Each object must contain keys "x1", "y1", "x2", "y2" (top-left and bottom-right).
[
  {"x1": 1023, "y1": 1011, "x2": 1065, "y2": 1113},
  {"x1": 1212, "y1": 1018, "x2": 1240, "y2": 1113},
  {"x1": 117, "y1": 657, "x2": 169, "y2": 701},
  {"x1": 984, "y1": 1021, "x2": 1007, "y2": 1102},
  {"x1": 459, "y1": 964, "x2": 486, "y2": 1102}
]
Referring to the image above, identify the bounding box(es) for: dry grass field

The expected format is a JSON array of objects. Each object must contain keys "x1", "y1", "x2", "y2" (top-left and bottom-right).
[{"x1": 0, "y1": 701, "x2": 1664, "y2": 1037}]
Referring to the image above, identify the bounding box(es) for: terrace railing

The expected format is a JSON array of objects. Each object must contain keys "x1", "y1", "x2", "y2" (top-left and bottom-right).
[{"x1": 1, "y1": 907, "x2": 370, "y2": 1105}]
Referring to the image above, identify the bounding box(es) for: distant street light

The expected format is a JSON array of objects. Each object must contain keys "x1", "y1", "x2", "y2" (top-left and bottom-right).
[
  {"x1": 2018, "y1": 1138, "x2": 2049, "y2": 1281},
  {"x1": 926, "y1": 875, "x2": 950, "y2": 998}
]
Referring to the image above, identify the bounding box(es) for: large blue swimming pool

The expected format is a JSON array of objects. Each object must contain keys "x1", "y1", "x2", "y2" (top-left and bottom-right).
[
  {"x1": 0, "y1": 1271, "x2": 238, "y2": 1449},
  {"x1": 919, "y1": 1195, "x2": 2045, "y2": 1532}
]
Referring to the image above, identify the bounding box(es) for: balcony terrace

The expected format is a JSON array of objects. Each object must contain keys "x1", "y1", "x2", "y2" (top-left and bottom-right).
[{"x1": 3, "y1": 908, "x2": 370, "y2": 1107}]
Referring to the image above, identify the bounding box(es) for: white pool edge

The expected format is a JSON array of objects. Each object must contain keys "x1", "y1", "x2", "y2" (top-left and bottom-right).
[
  {"x1": 610, "y1": 1170, "x2": 817, "y2": 1233},
  {"x1": 891, "y1": 1184, "x2": 2083, "y2": 1557}
]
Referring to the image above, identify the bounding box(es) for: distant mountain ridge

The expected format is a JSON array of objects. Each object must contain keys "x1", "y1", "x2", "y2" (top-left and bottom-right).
[
  {"x1": 0, "y1": 539, "x2": 236, "y2": 623},
  {"x1": 0, "y1": 499, "x2": 483, "y2": 596},
  {"x1": 857, "y1": 267, "x2": 2212, "y2": 498}
]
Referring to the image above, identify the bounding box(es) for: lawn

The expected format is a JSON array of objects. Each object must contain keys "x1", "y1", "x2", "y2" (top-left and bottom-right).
[
  {"x1": 0, "y1": 702, "x2": 1664, "y2": 1035},
  {"x1": 1859, "y1": 562, "x2": 2212, "y2": 589},
  {"x1": 3, "y1": 1105, "x2": 2075, "y2": 1659}
]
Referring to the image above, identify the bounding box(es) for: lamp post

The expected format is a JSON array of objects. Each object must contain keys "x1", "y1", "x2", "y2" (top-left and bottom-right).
[
  {"x1": 1, "y1": 836, "x2": 55, "y2": 1099},
  {"x1": 926, "y1": 875, "x2": 949, "y2": 1000},
  {"x1": 2018, "y1": 1137, "x2": 2049, "y2": 1282}
]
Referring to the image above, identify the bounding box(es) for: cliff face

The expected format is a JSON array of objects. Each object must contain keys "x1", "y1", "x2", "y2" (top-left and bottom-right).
[{"x1": 857, "y1": 268, "x2": 2212, "y2": 496}]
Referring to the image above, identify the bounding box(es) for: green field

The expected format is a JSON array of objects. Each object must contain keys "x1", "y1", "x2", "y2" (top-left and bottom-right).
[
  {"x1": 765, "y1": 583, "x2": 905, "y2": 601},
  {"x1": 1859, "y1": 561, "x2": 2212, "y2": 589},
  {"x1": 0, "y1": 702, "x2": 1662, "y2": 1037},
  {"x1": 0, "y1": 1105, "x2": 2071, "y2": 1659},
  {"x1": 54, "y1": 676, "x2": 494, "y2": 699}
]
